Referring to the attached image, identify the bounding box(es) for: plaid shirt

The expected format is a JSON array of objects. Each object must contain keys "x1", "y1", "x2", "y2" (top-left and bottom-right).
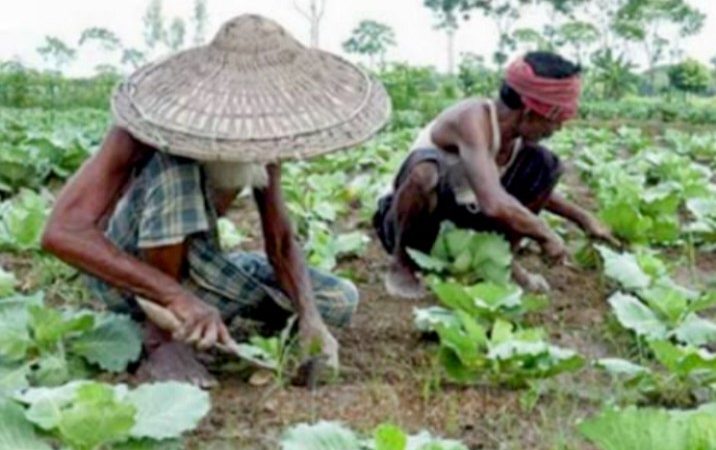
[{"x1": 86, "y1": 151, "x2": 357, "y2": 328}]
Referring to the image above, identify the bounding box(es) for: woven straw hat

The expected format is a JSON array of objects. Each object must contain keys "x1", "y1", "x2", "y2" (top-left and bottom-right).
[{"x1": 111, "y1": 14, "x2": 391, "y2": 162}]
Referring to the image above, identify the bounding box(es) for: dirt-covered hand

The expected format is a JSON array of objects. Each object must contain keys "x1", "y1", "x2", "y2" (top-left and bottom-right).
[
  {"x1": 540, "y1": 234, "x2": 568, "y2": 265},
  {"x1": 166, "y1": 293, "x2": 233, "y2": 351},
  {"x1": 583, "y1": 216, "x2": 620, "y2": 247},
  {"x1": 298, "y1": 316, "x2": 339, "y2": 371}
]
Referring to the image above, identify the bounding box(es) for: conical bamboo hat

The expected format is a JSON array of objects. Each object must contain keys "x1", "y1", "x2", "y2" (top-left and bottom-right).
[{"x1": 111, "y1": 14, "x2": 391, "y2": 162}]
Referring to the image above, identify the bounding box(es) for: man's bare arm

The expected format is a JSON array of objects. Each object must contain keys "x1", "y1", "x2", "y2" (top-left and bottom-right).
[
  {"x1": 252, "y1": 164, "x2": 321, "y2": 320},
  {"x1": 42, "y1": 127, "x2": 187, "y2": 305},
  {"x1": 42, "y1": 127, "x2": 232, "y2": 347},
  {"x1": 547, "y1": 192, "x2": 619, "y2": 245},
  {"x1": 545, "y1": 192, "x2": 591, "y2": 226},
  {"x1": 253, "y1": 163, "x2": 339, "y2": 367},
  {"x1": 433, "y1": 107, "x2": 559, "y2": 246}
]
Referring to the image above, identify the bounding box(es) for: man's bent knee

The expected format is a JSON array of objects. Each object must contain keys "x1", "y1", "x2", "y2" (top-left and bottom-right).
[{"x1": 404, "y1": 161, "x2": 440, "y2": 194}]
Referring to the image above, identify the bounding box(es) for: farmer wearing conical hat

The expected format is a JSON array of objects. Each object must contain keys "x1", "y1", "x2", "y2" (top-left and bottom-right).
[
  {"x1": 374, "y1": 51, "x2": 617, "y2": 299},
  {"x1": 42, "y1": 15, "x2": 390, "y2": 386}
]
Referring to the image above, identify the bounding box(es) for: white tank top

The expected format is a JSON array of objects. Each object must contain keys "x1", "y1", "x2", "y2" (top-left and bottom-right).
[{"x1": 410, "y1": 100, "x2": 522, "y2": 209}]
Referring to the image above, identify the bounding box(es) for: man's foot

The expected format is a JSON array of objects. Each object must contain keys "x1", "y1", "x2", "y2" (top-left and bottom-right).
[
  {"x1": 385, "y1": 263, "x2": 427, "y2": 299},
  {"x1": 512, "y1": 263, "x2": 550, "y2": 293},
  {"x1": 136, "y1": 341, "x2": 218, "y2": 389}
]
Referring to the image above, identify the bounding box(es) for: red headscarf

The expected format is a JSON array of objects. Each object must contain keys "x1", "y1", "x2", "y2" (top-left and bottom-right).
[{"x1": 505, "y1": 57, "x2": 582, "y2": 122}]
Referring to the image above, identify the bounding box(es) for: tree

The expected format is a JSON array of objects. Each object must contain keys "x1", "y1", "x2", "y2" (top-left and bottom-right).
[
  {"x1": 557, "y1": 21, "x2": 599, "y2": 65},
  {"x1": 590, "y1": 48, "x2": 639, "y2": 100},
  {"x1": 457, "y1": 52, "x2": 499, "y2": 96},
  {"x1": 293, "y1": 0, "x2": 326, "y2": 48},
  {"x1": 423, "y1": 0, "x2": 466, "y2": 74},
  {"x1": 37, "y1": 36, "x2": 76, "y2": 73},
  {"x1": 615, "y1": 0, "x2": 705, "y2": 90},
  {"x1": 668, "y1": 59, "x2": 711, "y2": 95},
  {"x1": 513, "y1": 27, "x2": 551, "y2": 52},
  {"x1": 192, "y1": 0, "x2": 209, "y2": 46},
  {"x1": 78, "y1": 28, "x2": 122, "y2": 52},
  {"x1": 166, "y1": 18, "x2": 187, "y2": 51},
  {"x1": 143, "y1": 0, "x2": 166, "y2": 50},
  {"x1": 121, "y1": 49, "x2": 147, "y2": 70},
  {"x1": 470, "y1": 0, "x2": 532, "y2": 67},
  {"x1": 342, "y1": 20, "x2": 396, "y2": 69},
  {"x1": 536, "y1": 0, "x2": 589, "y2": 48}
]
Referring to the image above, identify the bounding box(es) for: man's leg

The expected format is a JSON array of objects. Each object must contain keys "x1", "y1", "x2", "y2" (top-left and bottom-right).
[{"x1": 379, "y1": 161, "x2": 443, "y2": 299}]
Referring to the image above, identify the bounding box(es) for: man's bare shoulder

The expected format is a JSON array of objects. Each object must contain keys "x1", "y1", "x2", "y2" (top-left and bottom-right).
[
  {"x1": 432, "y1": 99, "x2": 490, "y2": 148},
  {"x1": 92, "y1": 126, "x2": 154, "y2": 173}
]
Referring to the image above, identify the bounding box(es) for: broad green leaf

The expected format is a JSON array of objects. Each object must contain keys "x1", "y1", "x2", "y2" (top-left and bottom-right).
[
  {"x1": 0, "y1": 292, "x2": 44, "y2": 361},
  {"x1": 0, "y1": 189, "x2": 49, "y2": 251},
  {"x1": 0, "y1": 398, "x2": 51, "y2": 450},
  {"x1": 405, "y1": 430, "x2": 468, "y2": 450},
  {"x1": 438, "y1": 348, "x2": 480, "y2": 384},
  {"x1": 443, "y1": 228, "x2": 473, "y2": 258},
  {"x1": 579, "y1": 406, "x2": 687, "y2": 450},
  {"x1": 57, "y1": 383, "x2": 136, "y2": 450},
  {"x1": 596, "y1": 246, "x2": 651, "y2": 290},
  {"x1": 281, "y1": 421, "x2": 362, "y2": 450},
  {"x1": 413, "y1": 307, "x2": 458, "y2": 333},
  {"x1": 374, "y1": 423, "x2": 407, "y2": 450},
  {"x1": 595, "y1": 358, "x2": 651, "y2": 378},
  {"x1": 430, "y1": 281, "x2": 478, "y2": 316},
  {"x1": 28, "y1": 306, "x2": 94, "y2": 350},
  {"x1": 0, "y1": 266, "x2": 17, "y2": 296},
  {"x1": 688, "y1": 291, "x2": 716, "y2": 314},
  {"x1": 451, "y1": 251, "x2": 472, "y2": 273},
  {"x1": 608, "y1": 292, "x2": 667, "y2": 339},
  {"x1": 15, "y1": 381, "x2": 88, "y2": 430},
  {"x1": 407, "y1": 248, "x2": 448, "y2": 272},
  {"x1": 0, "y1": 362, "x2": 30, "y2": 394},
  {"x1": 70, "y1": 314, "x2": 142, "y2": 372},
  {"x1": 29, "y1": 353, "x2": 70, "y2": 387},
  {"x1": 127, "y1": 382, "x2": 210, "y2": 440},
  {"x1": 436, "y1": 321, "x2": 482, "y2": 367},
  {"x1": 490, "y1": 319, "x2": 514, "y2": 345},
  {"x1": 648, "y1": 340, "x2": 684, "y2": 374},
  {"x1": 672, "y1": 314, "x2": 716, "y2": 347},
  {"x1": 465, "y1": 283, "x2": 522, "y2": 312},
  {"x1": 641, "y1": 284, "x2": 689, "y2": 325},
  {"x1": 455, "y1": 310, "x2": 487, "y2": 346}
]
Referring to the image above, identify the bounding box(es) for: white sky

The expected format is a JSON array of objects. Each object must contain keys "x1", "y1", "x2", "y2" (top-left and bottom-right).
[{"x1": 1, "y1": 0, "x2": 715, "y2": 76}]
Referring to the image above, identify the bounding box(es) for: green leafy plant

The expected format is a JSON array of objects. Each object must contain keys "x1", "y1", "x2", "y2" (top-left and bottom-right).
[
  {"x1": 426, "y1": 313, "x2": 583, "y2": 387},
  {"x1": 0, "y1": 291, "x2": 141, "y2": 393},
  {"x1": 580, "y1": 402, "x2": 716, "y2": 450},
  {"x1": 0, "y1": 189, "x2": 50, "y2": 252},
  {"x1": 598, "y1": 246, "x2": 716, "y2": 347},
  {"x1": 7, "y1": 380, "x2": 209, "y2": 450},
  {"x1": 408, "y1": 223, "x2": 512, "y2": 285},
  {"x1": 280, "y1": 421, "x2": 468, "y2": 450}
]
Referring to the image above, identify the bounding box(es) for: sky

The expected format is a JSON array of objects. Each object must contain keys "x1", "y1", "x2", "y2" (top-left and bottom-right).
[{"x1": 1, "y1": 0, "x2": 715, "y2": 76}]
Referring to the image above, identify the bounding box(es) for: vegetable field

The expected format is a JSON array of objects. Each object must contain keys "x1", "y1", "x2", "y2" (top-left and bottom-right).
[
  {"x1": 5, "y1": 0, "x2": 716, "y2": 448},
  {"x1": 4, "y1": 102, "x2": 716, "y2": 449}
]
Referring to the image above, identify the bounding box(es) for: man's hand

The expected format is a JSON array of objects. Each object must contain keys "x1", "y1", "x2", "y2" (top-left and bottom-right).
[
  {"x1": 582, "y1": 216, "x2": 620, "y2": 247},
  {"x1": 166, "y1": 293, "x2": 233, "y2": 351},
  {"x1": 298, "y1": 315, "x2": 339, "y2": 371},
  {"x1": 540, "y1": 234, "x2": 568, "y2": 265}
]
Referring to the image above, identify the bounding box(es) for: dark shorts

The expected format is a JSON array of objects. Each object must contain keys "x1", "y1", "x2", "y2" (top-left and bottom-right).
[{"x1": 372, "y1": 144, "x2": 564, "y2": 254}]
